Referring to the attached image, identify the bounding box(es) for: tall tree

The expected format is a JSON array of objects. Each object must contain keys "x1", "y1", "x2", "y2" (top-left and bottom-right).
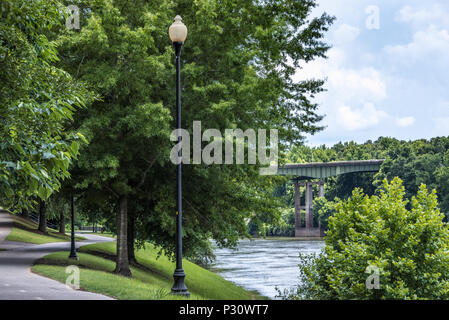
[
  {"x1": 56, "y1": 0, "x2": 334, "y2": 274},
  {"x1": 436, "y1": 150, "x2": 449, "y2": 219},
  {"x1": 37, "y1": 200, "x2": 47, "y2": 233},
  {"x1": 57, "y1": 0, "x2": 175, "y2": 276},
  {"x1": 0, "y1": 0, "x2": 92, "y2": 211}
]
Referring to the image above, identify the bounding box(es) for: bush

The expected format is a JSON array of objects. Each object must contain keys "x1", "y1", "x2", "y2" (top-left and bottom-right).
[
  {"x1": 266, "y1": 209, "x2": 295, "y2": 237},
  {"x1": 281, "y1": 177, "x2": 449, "y2": 300}
]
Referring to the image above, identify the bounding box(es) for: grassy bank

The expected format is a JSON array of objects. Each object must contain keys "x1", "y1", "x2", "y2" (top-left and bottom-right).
[
  {"x1": 6, "y1": 215, "x2": 86, "y2": 244},
  {"x1": 32, "y1": 241, "x2": 264, "y2": 300}
]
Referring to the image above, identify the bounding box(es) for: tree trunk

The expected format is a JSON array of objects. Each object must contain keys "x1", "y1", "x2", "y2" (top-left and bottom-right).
[
  {"x1": 114, "y1": 196, "x2": 132, "y2": 277},
  {"x1": 59, "y1": 210, "x2": 65, "y2": 234},
  {"x1": 127, "y1": 210, "x2": 136, "y2": 264},
  {"x1": 21, "y1": 208, "x2": 29, "y2": 218},
  {"x1": 38, "y1": 200, "x2": 46, "y2": 233}
]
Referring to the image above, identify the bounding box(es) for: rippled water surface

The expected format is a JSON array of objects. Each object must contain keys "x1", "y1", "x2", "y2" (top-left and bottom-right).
[{"x1": 211, "y1": 239, "x2": 325, "y2": 299}]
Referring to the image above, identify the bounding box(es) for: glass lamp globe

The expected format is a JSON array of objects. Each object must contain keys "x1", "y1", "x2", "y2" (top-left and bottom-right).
[{"x1": 169, "y1": 15, "x2": 187, "y2": 43}]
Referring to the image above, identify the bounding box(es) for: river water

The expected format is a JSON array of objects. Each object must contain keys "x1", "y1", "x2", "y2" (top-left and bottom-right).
[{"x1": 211, "y1": 239, "x2": 325, "y2": 299}]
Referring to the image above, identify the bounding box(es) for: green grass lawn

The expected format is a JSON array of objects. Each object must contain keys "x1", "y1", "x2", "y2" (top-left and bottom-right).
[
  {"x1": 6, "y1": 215, "x2": 86, "y2": 244},
  {"x1": 32, "y1": 242, "x2": 265, "y2": 300}
]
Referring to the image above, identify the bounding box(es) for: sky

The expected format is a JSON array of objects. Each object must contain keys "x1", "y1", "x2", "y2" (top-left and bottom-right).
[{"x1": 295, "y1": 0, "x2": 449, "y2": 146}]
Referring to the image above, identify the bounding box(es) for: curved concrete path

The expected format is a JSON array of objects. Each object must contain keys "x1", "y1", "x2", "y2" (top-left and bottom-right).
[
  {"x1": 0, "y1": 212, "x2": 114, "y2": 300},
  {"x1": 0, "y1": 211, "x2": 13, "y2": 244}
]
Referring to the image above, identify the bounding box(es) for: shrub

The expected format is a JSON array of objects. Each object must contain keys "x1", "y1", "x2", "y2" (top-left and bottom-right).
[{"x1": 281, "y1": 177, "x2": 449, "y2": 300}]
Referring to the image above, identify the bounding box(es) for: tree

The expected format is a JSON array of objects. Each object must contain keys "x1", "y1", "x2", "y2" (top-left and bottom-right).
[
  {"x1": 56, "y1": 0, "x2": 334, "y2": 275},
  {"x1": 37, "y1": 200, "x2": 47, "y2": 233},
  {"x1": 59, "y1": 206, "x2": 66, "y2": 234},
  {"x1": 282, "y1": 178, "x2": 449, "y2": 300},
  {"x1": 312, "y1": 196, "x2": 337, "y2": 230},
  {"x1": 56, "y1": 0, "x2": 175, "y2": 276},
  {"x1": 0, "y1": 0, "x2": 92, "y2": 211},
  {"x1": 45, "y1": 190, "x2": 70, "y2": 233},
  {"x1": 435, "y1": 149, "x2": 449, "y2": 219}
]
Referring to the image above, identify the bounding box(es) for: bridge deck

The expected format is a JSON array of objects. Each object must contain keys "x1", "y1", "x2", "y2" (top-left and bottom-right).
[{"x1": 277, "y1": 159, "x2": 384, "y2": 179}]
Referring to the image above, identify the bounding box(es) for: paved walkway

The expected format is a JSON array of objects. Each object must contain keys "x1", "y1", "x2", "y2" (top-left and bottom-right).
[
  {"x1": 0, "y1": 212, "x2": 114, "y2": 300},
  {"x1": 0, "y1": 211, "x2": 13, "y2": 244}
]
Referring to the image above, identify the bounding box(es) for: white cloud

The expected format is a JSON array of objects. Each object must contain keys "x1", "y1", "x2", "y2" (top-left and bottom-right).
[
  {"x1": 294, "y1": 46, "x2": 388, "y2": 138},
  {"x1": 295, "y1": 49, "x2": 387, "y2": 103},
  {"x1": 336, "y1": 103, "x2": 388, "y2": 131},
  {"x1": 332, "y1": 24, "x2": 360, "y2": 44},
  {"x1": 301, "y1": 0, "x2": 449, "y2": 145},
  {"x1": 396, "y1": 116, "x2": 415, "y2": 127},
  {"x1": 328, "y1": 67, "x2": 387, "y2": 102},
  {"x1": 294, "y1": 48, "x2": 344, "y2": 80},
  {"x1": 397, "y1": 4, "x2": 449, "y2": 28},
  {"x1": 385, "y1": 26, "x2": 449, "y2": 65}
]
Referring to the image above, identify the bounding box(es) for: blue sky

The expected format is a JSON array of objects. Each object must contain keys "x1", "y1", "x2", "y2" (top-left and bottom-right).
[{"x1": 296, "y1": 0, "x2": 449, "y2": 146}]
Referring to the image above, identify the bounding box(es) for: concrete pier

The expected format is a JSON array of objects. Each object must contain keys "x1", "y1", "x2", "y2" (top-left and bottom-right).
[{"x1": 294, "y1": 180, "x2": 325, "y2": 238}]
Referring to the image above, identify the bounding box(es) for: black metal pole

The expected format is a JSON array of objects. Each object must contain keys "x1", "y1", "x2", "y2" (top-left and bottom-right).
[
  {"x1": 69, "y1": 194, "x2": 78, "y2": 260},
  {"x1": 171, "y1": 41, "x2": 189, "y2": 297}
]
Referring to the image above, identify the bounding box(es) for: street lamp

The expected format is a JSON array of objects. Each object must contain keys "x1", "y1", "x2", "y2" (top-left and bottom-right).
[
  {"x1": 68, "y1": 194, "x2": 78, "y2": 260},
  {"x1": 169, "y1": 15, "x2": 190, "y2": 297}
]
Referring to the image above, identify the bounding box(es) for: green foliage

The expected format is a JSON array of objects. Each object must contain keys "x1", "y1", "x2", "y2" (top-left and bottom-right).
[
  {"x1": 435, "y1": 150, "x2": 449, "y2": 220},
  {"x1": 312, "y1": 196, "x2": 338, "y2": 230},
  {"x1": 0, "y1": 0, "x2": 94, "y2": 210},
  {"x1": 282, "y1": 178, "x2": 449, "y2": 300},
  {"x1": 252, "y1": 208, "x2": 295, "y2": 237},
  {"x1": 54, "y1": 0, "x2": 334, "y2": 257},
  {"x1": 285, "y1": 136, "x2": 449, "y2": 218},
  {"x1": 44, "y1": 191, "x2": 69, "y2": 221}
]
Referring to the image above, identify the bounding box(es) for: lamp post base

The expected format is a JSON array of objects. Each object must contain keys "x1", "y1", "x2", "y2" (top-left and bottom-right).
[
  {"x1": 68, "y1": 250, "x2": 78, "y2": 260},
  {"x1": 171, "y1": 269, "x2": 190, "y2": 297}
]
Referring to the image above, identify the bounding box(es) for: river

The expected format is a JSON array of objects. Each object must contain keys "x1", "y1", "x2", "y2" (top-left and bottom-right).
[{"x1": 211, "y1": 239, "x2": 325, "y2": 299}]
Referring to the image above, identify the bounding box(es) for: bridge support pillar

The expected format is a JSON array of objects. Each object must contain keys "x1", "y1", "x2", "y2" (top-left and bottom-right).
[
  {"x1": 294, "y1": 182, "x2": 301, "y2": 229},
  {"x1": 305, "y1": 182, "x2": 312, "y2": 229},
  {"x1": 295, "y1": 180, "x2": 324, "y2": 238}
]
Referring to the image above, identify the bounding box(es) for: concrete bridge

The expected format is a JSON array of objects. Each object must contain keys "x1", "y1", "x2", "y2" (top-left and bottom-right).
[{"x1": 277, "y1": 160, "x2": 384, "y2": 238}]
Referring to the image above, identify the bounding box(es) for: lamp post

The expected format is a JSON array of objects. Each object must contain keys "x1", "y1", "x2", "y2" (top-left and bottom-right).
[
  {"x1": 169, "y1": 15, "x2": 190, "y2": 297},
  {"x1": 68, "y1": 194, "x2": 78, "y2": 260}
]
